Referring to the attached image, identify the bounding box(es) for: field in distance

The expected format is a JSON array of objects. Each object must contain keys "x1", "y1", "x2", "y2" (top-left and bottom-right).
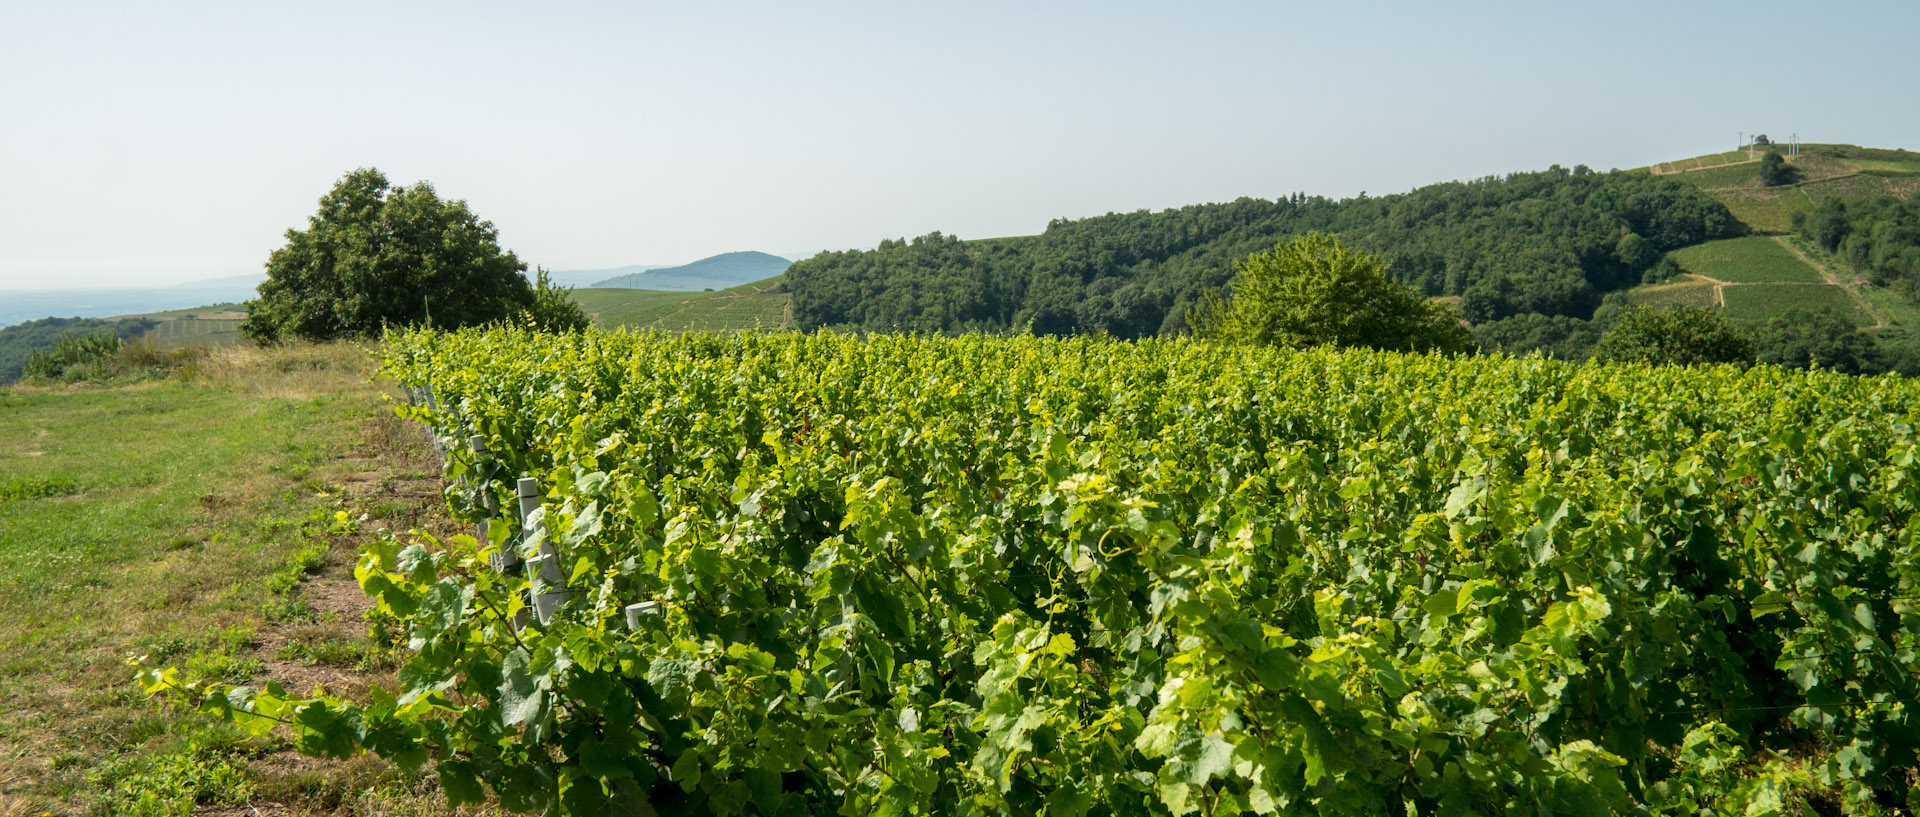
[{"x1": 570, "y1": 276, "x2": 791, "y2": 332}]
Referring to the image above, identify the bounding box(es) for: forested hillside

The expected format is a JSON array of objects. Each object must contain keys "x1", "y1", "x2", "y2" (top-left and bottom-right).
[{"x1": 788, "y1": 166, "x2": 1735, "y2": 338}]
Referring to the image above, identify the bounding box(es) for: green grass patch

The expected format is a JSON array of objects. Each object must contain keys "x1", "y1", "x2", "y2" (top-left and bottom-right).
[
  {"x1": 1674, "y1": 161, "x2": 1759, "y2": 189},
  {"x1": 1623, "y1": 277, "x2": 1718, "y2": 310},
  {"x1": 1714, "y1": 190, "x2": 1808, "y2": 234},
  {"x1": 0, "y1": 343, "x2": 405, "y2": 812},
  {"x1": 1719, "y1": 283, "x2": 1869, "y2": 325},
  {"x1": 0, "y1": 475, "x2": 78, "y2": 501},
  {"x1": 1666, "y1": 237, "x2": 1823, "y2": 283}
]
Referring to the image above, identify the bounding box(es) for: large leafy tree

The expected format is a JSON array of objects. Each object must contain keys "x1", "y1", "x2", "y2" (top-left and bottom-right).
[
  {"x1": 1190, "y1": 232, "x2": 1472, "y2": 352},
  {"x1": 243, "y1": 168, "x2": 538, "y2": 342},
  {"x1": 1592, "y1": 305, "x2": 1756, "y2": 367},
  {"x1": 1758, "y1": 149, "x2": 1796, "y2": 187}
]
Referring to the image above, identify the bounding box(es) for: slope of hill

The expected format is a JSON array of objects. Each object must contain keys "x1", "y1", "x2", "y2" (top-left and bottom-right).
[
  {"x1": 587, "y1": 251, "x2": 791, "y2": 291},
  {"x1": 1650, "y1": 143, "x2": 1920, "y2": 233},
  {"x1": 570, "y1": 276, "x2": 789, "y2": 331},
  {"x1": 786, "y1": 166, "x2": 1735, "y2": 338},
  {"x1": 1619, "y1": 143, "x2": 1920, "y2": 344}
]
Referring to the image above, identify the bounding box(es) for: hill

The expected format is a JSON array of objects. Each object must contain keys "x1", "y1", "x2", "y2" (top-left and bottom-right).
[
  {"x1": 570, "y1": 276, "x2": 790, "y2": 331},
  {"x1": 538, "y1": 266, "x2": 666, "y2": 290},
  {"x1": 782, "y1": 146, "x2": 1920, "y2": 370},
  {"x1": 787, "y1": 165, "x2": 1735, "y2": 337},
  {"x1": 1649, "y1": 143, "x2": 1920, "y2": 234},
  {"x1": 1611, "y1": 143, "x2": 1920, "y2": 361},
  {"x1": 586, "y1": 251, "x2": 792, "y2": 291}
]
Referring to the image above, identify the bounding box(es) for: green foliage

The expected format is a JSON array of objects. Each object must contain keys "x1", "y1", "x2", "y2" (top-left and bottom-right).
[
  {"x1": 1592, "y1": 305, "x2": 1756, "y2": 367},
  {"x1": 1471, "y1": 313, "x2": 1600, "y2": 360},
  {"x1": 1754, "y1": 308, "x2": 1883, "y2": 374},
  {"x1": 1758, "y1": 150, "x2": 1796, "y2": 187},
  {"x1": 85, "y1": 742, "x2": 254, "y2": 817},
  {"x1": 1190, "y1": 233, "x2": 1471, "y2": 353},
  {"x1": 1794, "y1": 196, "x2": 1920, "y2": 302},
  {"x1": 0, "y1": 475, "x2": 78, "y2": 501},
  {"x1": 0, "y1": 316, "x2": 156, "y2": 384},
  {"x1": 150, "y1": 328, "x2": 1920, "y2": 813},
  {"x1": 242, "y1": 168, "x2": 535, "y2": 343},
  {"x1": 788, "y1": 165, "x2": 1736, "y2": 336},
  {"x1": 24, "y1": 331, "x2": 124, "y2": 381},
  {"x1": 523, "y1": 268, "x2": 593, "y2": 333}
]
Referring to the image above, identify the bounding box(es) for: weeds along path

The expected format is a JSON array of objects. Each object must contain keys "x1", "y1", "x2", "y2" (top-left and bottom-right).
[{"x1": 0, "y1": 343, "x2": 495, "y2": 817}]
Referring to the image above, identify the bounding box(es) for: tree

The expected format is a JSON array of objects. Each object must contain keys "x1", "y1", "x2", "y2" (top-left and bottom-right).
[
  {"x1": 523, "y1": 268, "x2": 593, "y2": 333},
  {"x1": 1591, "y1": 306, "x2": 1755, "y2": 367},
  {"x1": 1753, "y1": 307, "x2": 1880, "y2": 374},
  {"x1": 1758, "y1": 149, "x2": 1795, "y2": 187},
  {"x1": 243, "y1": 168, "x2": 536, "y2": 342},
  {"x1": 1190, "y1": 232, "x2": 1472, "y2": 353}
]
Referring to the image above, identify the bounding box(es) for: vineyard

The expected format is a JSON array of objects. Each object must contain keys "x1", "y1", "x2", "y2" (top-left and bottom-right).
[{"x1": 151, "y1": 329, "x2": 1920, "y2": 814}]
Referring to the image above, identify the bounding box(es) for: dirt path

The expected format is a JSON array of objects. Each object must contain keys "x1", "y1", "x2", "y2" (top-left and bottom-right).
[{"x1": 1772, "y1": 236, "x2": 1885, "y2": 329}]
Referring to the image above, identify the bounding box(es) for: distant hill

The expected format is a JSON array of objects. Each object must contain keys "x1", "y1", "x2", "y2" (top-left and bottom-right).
[
  {"x1": 587, "y1": 251, "x2": 792, "y2": 291},
  {"x1": 537, "y1": 267, "x2": 665, "y2": 290},
  {"x1": 1617, "y1": 143, "x2": 1920, "y2": 341}
]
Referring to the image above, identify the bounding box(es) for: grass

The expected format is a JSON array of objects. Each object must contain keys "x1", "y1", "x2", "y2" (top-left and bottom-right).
[
  {"x1": 1665, "y1": 236, "x2": 1823, "y2": 283},
  {"x1": 1715, "y1": 190, "x2": 1808, "y2": 234},
  {"x1": 571, "y1": 275, "x2": 791, "y2": 331},
  {"x1": 1660, "y1": 143, "x2": 1920, "y2": 234},
  {"x1": 1719, "y1": 283, "x2": 1869, "y2": 325},
  {"x1": 0, "y1": 342, "x2": 502, "y2": 815},
  {"x1": 1848, "y1": 158, "x2": 1920, "y2": 175},
  {"x1": 1624, "y1": 276, "x2": 1718, "y2": 310},
  {"x1": 1673, "y1": 162, "x2": 1760, "y2": 189}
]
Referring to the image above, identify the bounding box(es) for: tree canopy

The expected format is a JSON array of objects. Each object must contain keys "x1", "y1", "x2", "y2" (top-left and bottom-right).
[
  {"x1": 1190, "y1": 233, "x2": 1471, "y2": 353},
  {"x1": 1758, "y1": 149, "x2": 1795, "y2": 186},
  {"x1": 242, "y1": 169, "x2": 539, "y2": 343},
  {"x1": 1591, "y1": 306, "x2": 1756, "y2": 367}
]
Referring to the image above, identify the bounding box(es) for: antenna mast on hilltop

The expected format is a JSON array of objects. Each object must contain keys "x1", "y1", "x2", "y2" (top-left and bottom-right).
[{"x1": 1791, "y1": 133, "x2": 1800, "y2": 157}]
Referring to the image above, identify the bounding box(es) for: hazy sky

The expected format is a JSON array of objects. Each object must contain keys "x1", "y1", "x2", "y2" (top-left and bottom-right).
[{"x1": 2, "y1": 1, "x2": 1914, "y2": 290}]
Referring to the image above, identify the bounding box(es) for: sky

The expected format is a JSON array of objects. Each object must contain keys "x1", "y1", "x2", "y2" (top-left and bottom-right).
[{"x1": 1, "y1": 0, "x2": 1915, "y2": 290}]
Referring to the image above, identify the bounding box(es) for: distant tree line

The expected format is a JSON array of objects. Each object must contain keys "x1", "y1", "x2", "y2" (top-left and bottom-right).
[{"x1": 787, "y1": 165, "x2": 1736, "y2": 338}]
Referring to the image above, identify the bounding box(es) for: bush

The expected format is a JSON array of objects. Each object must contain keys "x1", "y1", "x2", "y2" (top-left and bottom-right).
[
  {"x1": 23, "y1": 332, "x2": 123, "y2": 381},
  {"x1": 1592, "y1": 305, "x2": 1756, "y2": 367},
  {"x1": 522, "y1": 268, "x2": 592, "y2": 333},
  {"x1": 1190, "y1": 232, "x2": 1472, "y2": 353}
]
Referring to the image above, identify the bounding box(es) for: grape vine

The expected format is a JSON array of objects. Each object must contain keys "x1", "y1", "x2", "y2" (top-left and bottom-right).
[{"x1": 143, "y1": 328, "x2": 1920, "y2": 814}]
